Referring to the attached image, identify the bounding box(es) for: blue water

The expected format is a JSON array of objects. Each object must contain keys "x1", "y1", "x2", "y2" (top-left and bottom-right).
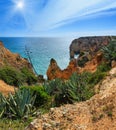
[{"x1": 0, "y1": 37, "x2": 73, "y2": 76}]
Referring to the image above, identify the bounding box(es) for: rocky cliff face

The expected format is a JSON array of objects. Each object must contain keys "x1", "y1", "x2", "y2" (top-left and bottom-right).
[
  {"x1": 27, "y1": 66, "x2": 116, "y2": 130},
  {"x1": 47, "y1": 36, "x2": 116, "y2": 80},
  {"x1": 0, "y1": 41, "x2": 32, "y2": 71},
  {"x1": 70, "y1": 36, "x2": 112, "y2": 59},
  {"x1": 47, "y1": 52, "x2": 104, "y2": 80},
  {"x1": 47, "y1": 58, "x2": 78, "y2": 80}
]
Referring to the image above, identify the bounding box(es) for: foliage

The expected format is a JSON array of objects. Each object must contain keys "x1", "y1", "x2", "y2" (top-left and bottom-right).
[
  {"x1": 0, "y1": 119, "x2": 31, "y2": 130},
  {"x1": 21, "y1": 86, "x2": 51, "y2": 108},
  {"x1": 102, "y1": 40, "x2": 116, "y2": 63},
  {"x1": 78, "y1": 56, "x2": 89, "y2": 67},
  {"x1": 44, "y1": 79, "x2": 78, "y2": 107},
  {"x1": 0, "y1": 66, "x2": 38, "y2": 86},
  {"x1": 97, "y1": 62, "x2": 111, "y2": 72},
  {"x1": 44, "y1": 61, "x2": 111, "y2": 107},
  {"x1": 0, "y1": 67, "x2": 23, "y2": 86},
  {"x1": 88, "y1": 63, "x2": 109, "y2": 85},
  {"x1": 0, "y1": 89, "x2": 36, "y2": 119},
  {"x1": 44, "y1": 72, "x2": 94, "y2": 107},
  {"x1": 69, "y1": 72, "x2": 94, "y2": 101},
  {"x1": 21, "y1": 67, "x2": 38, "y2": 85}
]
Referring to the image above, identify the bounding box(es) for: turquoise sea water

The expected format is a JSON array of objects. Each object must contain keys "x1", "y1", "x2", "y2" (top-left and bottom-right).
[{"x1": 0, "y1": 37, "x2": 73, "y2": 76}]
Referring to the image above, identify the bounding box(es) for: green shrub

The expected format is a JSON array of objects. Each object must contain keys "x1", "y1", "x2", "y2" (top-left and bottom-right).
[
  {"x1": 102, "y1": 40, "x2": 116, "y2": 63},
  {"x1": 78, "y1": 56, "x2": 89, "y2": 67},
  {"x1": 44, "y1": 73, "x2": 95, "y2": 107},
  {"x1": 88, "y1": 63, "x2": 109, "y2": 85},
  {"x1": 21, "y1": 67, "x2": 37, "y2": 85},
  {"x1": 97, "y1": 62, "x2": 111, "y2": 72},
  {"x1": 69, "y1": 72, "x2": 94, "y2": 101},
  {"x1": 22, "y1": 86, "x2": 51, "y2": 108},
  {"x1": 0, "y1": 67, "x2": 23, "y2": 86},
  {"x1": 44, "y1": 78, "x2": 79, "y2": 107},
  {"x1": 0, "y1": 66, "x2": 38, "y2": 86}
]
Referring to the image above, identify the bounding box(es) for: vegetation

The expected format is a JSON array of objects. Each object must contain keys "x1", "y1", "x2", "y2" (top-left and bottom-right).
[
  {"x1": 0, "y1": 66, "x2": 38, "y2": 86},
  {"x1": 0, "y1": 89, "x2": 36, "y2": 119},
  {"x1": 0, "y1": 119, "x2": 30, "y2": 130},
  {"x1": 102, "y1": 40, "x2": 116, "y2": 63},
  {"x1": 21, "y1": 67, "x2": 38, "y2": 85},
  {"x1": 78, "y1": 56, "x2": 89, "y2": 67},
  {"x1": 21, "y1": 86, "x2": 51, "y2": 108},
  {"x1": 0, "y1": 40, "x2": 114, "y2": 128},
  {"x1": 0, "y1": 66, "x2": 23, "y2": 86},
  {"x1": 44, "y1": 62, "x2": 109, "y2": 107}
]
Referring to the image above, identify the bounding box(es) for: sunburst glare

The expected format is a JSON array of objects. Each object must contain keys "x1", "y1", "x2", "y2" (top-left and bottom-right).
[{"x1": 17, "y1": 1, "x2": 24, "y2": 9}]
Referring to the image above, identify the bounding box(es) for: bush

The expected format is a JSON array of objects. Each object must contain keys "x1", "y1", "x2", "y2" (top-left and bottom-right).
[
  {"x1": 21, "y1": 67, "x2": 38, "y2": 85},
  {"x1": 97, "y1": 62, "x2": 111, "y2": 72},
  {"x1": 44, "y1": 72, "x2": 95, "y2": 107},
  {"x1": 69, "y1": 72, "x2": 94, "y2": 101},
  {"x1": 88, "y1": 63, "x2": 110, "y2": 85},
  {"x1": 43, "y1": 62, "x2": 111, "y2": 107},
  {"x1": 21, "y1": 86, "x2": 51, "y2": 108},
  {"x1": 0, "y1": 67, "x2": 23, "y2": 86},
  {"x1": 78, "y1": 56, "x2": 89, "y2": 67},
  {"x1": 44, "y1": 78, "x2": 79, "y2": 107},
  {"x1": 0, "y1": 66, "x2": 38, "y2": 86},
  {"x1": 102, "y1": 40, "x2": 116, "y2": 63}
]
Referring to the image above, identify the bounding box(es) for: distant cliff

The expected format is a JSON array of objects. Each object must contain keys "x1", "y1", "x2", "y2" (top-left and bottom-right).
[{"x1": 69, "y1": 36, "x2": 115, "y2": 59}]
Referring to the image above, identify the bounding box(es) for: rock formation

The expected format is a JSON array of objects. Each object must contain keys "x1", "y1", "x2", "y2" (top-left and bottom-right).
[
  {"x1": 47, "y1": 58, "x2": 78, "y2": 80},
  {"x1": 0, "y1": 41, "x2": 32, "y2": 71},
  {"x1": 47, "y1": 51, "x2": 104, "y2": 80},
  {"x1": 26, "y1": 66, "x2": 116, "y2": 130},
  {"x1": 70, "y1": 36, "x2": 112, "y2": 59},
  {"x1": 47, "y1": 36, "x2": 116, "y2": 80}
]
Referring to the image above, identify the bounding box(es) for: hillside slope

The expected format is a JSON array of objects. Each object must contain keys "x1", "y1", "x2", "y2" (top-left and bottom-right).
[
  {"x1": 0, "y1": 80, "x2": 15, "y2": 96},
  {"x1": 27, "y1": 67, "x2": 116, "y2": 130},
  {"x1": 0, "y1": 41, "x2": 32, "y2": 70}
]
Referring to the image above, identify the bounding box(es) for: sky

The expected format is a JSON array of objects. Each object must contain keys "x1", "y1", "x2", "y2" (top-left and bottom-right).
[{"x1": 0, "y1": 0, "x2": 116, "y2": 37}]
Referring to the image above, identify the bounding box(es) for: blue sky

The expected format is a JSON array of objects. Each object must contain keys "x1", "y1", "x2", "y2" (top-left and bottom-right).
[{"x1": 0, "y1": 0, "x2": 116, "y2": 37}]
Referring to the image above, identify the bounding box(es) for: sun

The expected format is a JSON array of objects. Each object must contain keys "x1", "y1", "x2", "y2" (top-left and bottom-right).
[{"x1": 16, "y1": 1, "x2": 24, "y2": 10}]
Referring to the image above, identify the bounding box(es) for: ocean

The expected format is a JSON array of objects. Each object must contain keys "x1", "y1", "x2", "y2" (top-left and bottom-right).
[{"x1": 0, "y1": 37, "x2": 74, "y2": 77}]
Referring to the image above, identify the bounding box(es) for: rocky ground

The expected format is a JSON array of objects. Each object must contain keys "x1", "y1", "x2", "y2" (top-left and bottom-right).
[{"x1": 26, "y1": 66, "x2": 116, "y2": 130}]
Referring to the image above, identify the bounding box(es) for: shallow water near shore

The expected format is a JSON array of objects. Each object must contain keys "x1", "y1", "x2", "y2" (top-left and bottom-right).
[{"x1": 0, "y1": 37, "x2": 74, "y2": 76}]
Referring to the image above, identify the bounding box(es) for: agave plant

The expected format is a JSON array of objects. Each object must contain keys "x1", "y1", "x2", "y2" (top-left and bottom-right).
[
  {"x1": 69, "y1": 72, "x2": 94, "y2": 101},
  {"x1": 0, "y1": 89, "x2": 36, "y2": 119},
  {"x1": 7, "y1": 89, "x2": 36, "y2": 118},
  {"x1": 44, "y1": 78, "x2": 79, "y2": 107},
  {"x1": 0, "y1": 93, "x2": 7, "y2": 118}
]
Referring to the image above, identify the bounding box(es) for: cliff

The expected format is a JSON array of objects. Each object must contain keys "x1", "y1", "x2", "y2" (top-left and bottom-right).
[
  {"x1": 27, "y1": 66, "x2": 116, "y2": 130},
  {"x1": 47, "y1": 36, "x2": 116, "y2": 80},
  {"x1": 47, "y1": 58, "x2": 78, "y2": 80},
  {"x1": 0, "y1": 41, "x2": 32, "y2": 70},
  {"x1": 69, "y1": 36, "x2": 113, "y2": 59}
]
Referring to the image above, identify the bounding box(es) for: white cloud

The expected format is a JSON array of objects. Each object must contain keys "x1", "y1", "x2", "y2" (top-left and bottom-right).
[
  {"x1": 10, "y1": 0, "x2": 116, "y2": 35},
  {"x1": 26, "y1": 0, "x2": 116, "y2": 32}
]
